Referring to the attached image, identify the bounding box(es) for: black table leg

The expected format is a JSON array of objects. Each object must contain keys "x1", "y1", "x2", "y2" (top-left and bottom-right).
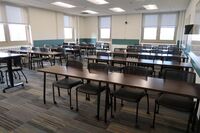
[
  {"x1": 7, "y1": 58, "x2": 14, "y2": 87},
  {"x1": 104, "y1": 83, "x2": 109, "y2": 123},
  {"x1": 192, "y1": 99, "x2": 199, "y2": 131},
  {"x1": 43, "y1": 72, "x2": 46, "y2": 104}
]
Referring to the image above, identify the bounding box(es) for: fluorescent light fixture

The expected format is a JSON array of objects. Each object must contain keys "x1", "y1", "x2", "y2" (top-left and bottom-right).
[
  {"x1": 82, "y1": 10, "x2": 98, "y2": 14},
  {"x1": 143, "y1": 4, "x2": 158, "y2": 10},
  {"x1": 87, "y1": 0, "x2": 108, "y2": 5},
  {"x1": 109, "y1": 7, "x2": 125, "y2": 12},
  {"x1": 51, "y1": 2, "x2": 76, "y2": 8}
]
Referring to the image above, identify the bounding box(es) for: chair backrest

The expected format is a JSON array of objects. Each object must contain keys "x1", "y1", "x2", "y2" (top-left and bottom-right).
[
  {"x1": 32, "y1": 47, "x2": 40, "y2": 51},
  {"x1": 13, "y1": 56, "x2": 22, "y2": 67},
  {"x1": 123, "y1": 66, "x2": 149, "y2": 77},
  {"x1": 164, "y1": 69, "x2": 196, "y2": 83},
  {"x1": 97, "y1": 52, "x2": 109, "y2": 57},
  {"x1": 20, "y1": 47, "x2": 29, "y2": 50},
  {"x1": 66, "y1": 60, "x2": 83, "y2": 69},
  {"x1": 88, "y1": 63, "x2": 108, "y2": 73},
  {"x1": 114, "y1": 48, "x2": 126, "y2": 52},
  {"x1": 40, "y1": 47, "x2": 49, "y2": 52}
]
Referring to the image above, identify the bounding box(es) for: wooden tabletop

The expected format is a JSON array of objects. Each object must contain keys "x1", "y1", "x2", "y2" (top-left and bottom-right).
[
  {"x1": 10, "y1": 50, "x2": 62, "y2": 56},
  {"x1": 86, "y1": 55, "x2": 192, "y2": 68},
  {"x1": 38, "y1": 66, "x2": 200, "y2": 99},
  {"x1": 106, "y1": 51, "x2": 187, "y2": 58}
]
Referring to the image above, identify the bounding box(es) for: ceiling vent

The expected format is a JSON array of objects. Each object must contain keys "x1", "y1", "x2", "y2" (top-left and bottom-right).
[
  {"x1": 134, "y1": 7, "x2": 146, "y2": 11},
  {"x1": 81, "y1": 12, "x2": 89, "y2": 14}
]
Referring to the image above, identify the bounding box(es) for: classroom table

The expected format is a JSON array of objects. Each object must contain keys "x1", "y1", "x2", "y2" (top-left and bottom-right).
[
  {"x1": 9, "y1": 50, "x2": 62, "y2": 68},
  {"x1": 106, "y1": 51, "x2": 187, "y2": 62},
  {"x1": 85, "y1": 55, "x2": 193, "y2": 71},
  {"x1": 0, "y1": 52, "x2": 24, "y2": 92},
  {"x1": 38, "y1": 66, "x2": 200, "y2": 128}
]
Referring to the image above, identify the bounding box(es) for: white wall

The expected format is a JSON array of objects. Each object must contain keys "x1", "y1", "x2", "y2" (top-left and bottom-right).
[
  {"x1": 111, "y1": 14, "x2": 142, "y2": 50},
  {"x1": 79, "y1": 16, "x2": 98, "y2": 39}
]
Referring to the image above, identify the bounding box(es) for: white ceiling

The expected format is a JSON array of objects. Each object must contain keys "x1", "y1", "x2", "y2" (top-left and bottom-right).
[{"x1": 1, "y1": 0, "x2": 190, "y2": 16}]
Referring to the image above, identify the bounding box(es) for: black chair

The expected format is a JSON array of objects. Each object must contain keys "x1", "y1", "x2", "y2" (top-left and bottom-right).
[
  {"x1": 5, "y1": 56, "x2": 28, "y2": 86},
  {"x1": 152, "y1": 69, "x2": 196, "y2": 132},
  {"x1": 30, "y1": 47, "x2": 43, "y2": 69},
  {"x1": 52, "y1": 60, "x2": 83, "y2": 109},
  {"x1": 112, "y1": 48, "x2": 127, "y2": 67},
  {"x1": 96, "y1": 52, "x2": 109, "y2": 64},
  {"x1": 75, "y1": 63, "x2": 108, "y2": 120},
  {"x1": 110, "y1": 66, "x2": 150, "y2": 127},
  {"x1": 54, "y1": 47, "x2": 68, "y2": 65}
]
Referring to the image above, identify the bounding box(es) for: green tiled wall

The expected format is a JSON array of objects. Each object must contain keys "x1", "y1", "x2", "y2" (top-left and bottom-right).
[
  {"x1": 33, "y1": 39, "x2": 64, "y2": 47},
  {"x1": 79, "y1": 38, "x2": 97, "y2": 44},
  {"x1": 112, "y1": 39, "x2": 139, "y2": 45}
]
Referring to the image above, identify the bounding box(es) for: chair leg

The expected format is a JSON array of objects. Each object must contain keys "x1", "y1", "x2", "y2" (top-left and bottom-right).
[
  {"x1": 76, "y1": 89, "x2": 79, "y2": 111},
  {"x1": 16, "y1": 71, "x2": 21, "y2": 80},
  {"x1": 110, "y1": 94, "x2": 114, "y2": 118},
  {"x1": 57, "y1": 87, "x2": 61, "y2": 97},
  {"x1": 146, "y1": 93, "x2": 150, "y2": 114},
  {"x1": 5, "y1": 72, "x2": 9, "y2": 87},
  {"x1": 69, "y1": 89, "x2": 73, "y2": 110},
  {"x1": 135, "y1": 102, "x2": 139, "y2": 127},
  {"x1": 20, "y1": 70, "x2": 28, "y2": 83},
  {"x1": 186, "y1": 111, "x2": 193, "y2": 133},
  {"x1": 152, "y1": 102, "x2": 157, "y2": 128},
  {"x1": 52, "y1": 84, "x2": 57, "y2": 104},
  {"x1": 96, "y1": 93, "x2": 101, "y2": 120},
  {"x1": 156, "y1": 104, "x2": 160, "y2": 114}
]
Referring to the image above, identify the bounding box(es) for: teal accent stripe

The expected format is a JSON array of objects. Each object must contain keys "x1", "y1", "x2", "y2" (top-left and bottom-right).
[
  {"x1": 112, "y1": 39, "x2": 139, "y2": 45},
  {"x1": 33, "y1": 39, "x2": 64, "y2": 47},
  {"x1": 79, "y1": 38, "x2": 97, "y2": 45}
]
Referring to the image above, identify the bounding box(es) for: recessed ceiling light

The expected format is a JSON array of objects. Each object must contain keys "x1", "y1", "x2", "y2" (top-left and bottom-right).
[
  {"x1": 87, "y1": 0, "x2": 109, "y2": 5},
  {"x1": 143, "y1": 4, "x2": 158, "y2": 10},
  {"x1": 82, "y1": 10, "x2": 98, "y2": 14},
  {"x1": 51, "y1": 2, "x2": 76, "y2": 8},
  {"x1": 109, "y1": 7, "x2": 125, "y2": 12}
]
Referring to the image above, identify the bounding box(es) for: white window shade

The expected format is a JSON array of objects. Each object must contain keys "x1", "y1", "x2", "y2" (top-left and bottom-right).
[
  {"x1": 143, "y1": 14, "x2": 158, "y2": 27},
  {"x1": 64, "y1": 16, "x2": 72, "y2": 27},
  {"x1": 100, "y1": 17, "x2": 111, "y2": 28},
  {"x1": 160, "y1": 14, "x2": 177, "y2": 26},
  {"x1": 5, "y1": 6, "x2": 27, "y2": 24},
  {"x1": 64, "y1": 28, "x2": 73, "y2": 39}
]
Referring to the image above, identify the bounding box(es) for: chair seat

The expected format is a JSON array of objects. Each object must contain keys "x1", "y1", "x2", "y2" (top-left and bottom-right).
[
  {"x1": 156, "y1": 94, "x2": 195, "y2": 112},
  {"x1": 113, "y1": 88, "x2": 146, "y2": 102},
  {"x1": 77, "y1": 83, "x2": 105, "y2": 95},
  {"x1": 53, "y1": 78, "x2": 82, "y2": 89}
]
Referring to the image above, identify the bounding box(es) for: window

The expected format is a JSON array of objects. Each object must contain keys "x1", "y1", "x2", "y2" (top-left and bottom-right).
[
  {"x1": 0, "y1": 24, "x2": 5, "y2": 42},
  {"x1": 143, "y1": 15, "x2": 158, "y2": 40},
  {"x1": 64, "y1": 16, "x2": 73, "y2": 39},
  {"x1": 99, "y1": 16, "x2": 111, "y2": 39},
  {"x1": 143, "y1": 13, "x2": 177, "y2": 42},
  {"x1": 5, "y1": 5, "x2": 28, "y2": 42},
  {"x1": 9, "y1": 24, "x2": 27, "y2": 41}
]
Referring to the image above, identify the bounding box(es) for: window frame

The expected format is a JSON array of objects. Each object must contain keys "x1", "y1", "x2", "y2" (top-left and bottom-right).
[
  {"x1": 0, "y1": 23, "x2": 6, "y2": 42},
  {"x1": 142, "y1": 12, "x2": 179, "y2": 44},
  {"x1": 99, "y1": 16, "x2": 112, "y2": 40}
]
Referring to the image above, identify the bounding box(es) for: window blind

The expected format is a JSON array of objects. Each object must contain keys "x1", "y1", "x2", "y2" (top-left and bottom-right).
[
  {"x1": 64, "y1": 16, "x2": 72, "y2": 28},
  {"x1": 160, "y1": 14, "x2": 177, "y2": 27},
  {"x1": 143, "y1": 14, "x2": 158, "y2": 27},
  {"x1": 5, "y1": 5, "x2": 27, "y2": 24},
  {"x1": 100, "y1": 17, "x2": 111, "y2": 28}
]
